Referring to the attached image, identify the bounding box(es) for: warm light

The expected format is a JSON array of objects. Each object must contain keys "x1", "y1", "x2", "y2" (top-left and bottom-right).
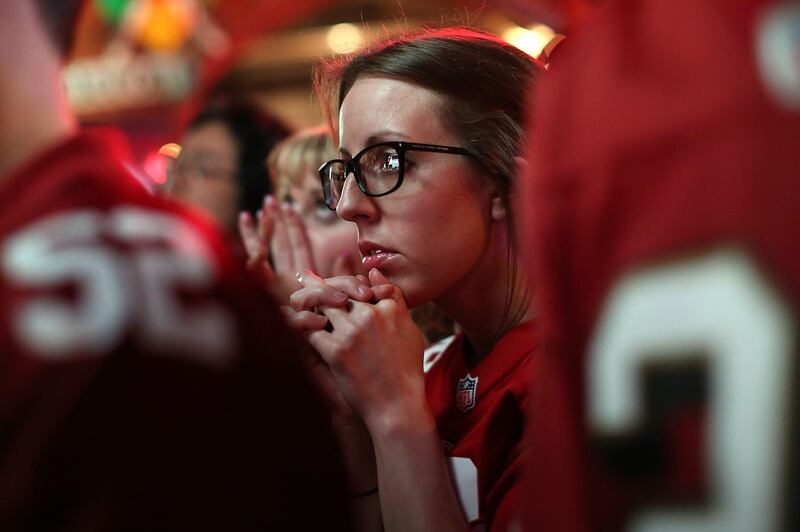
[
  {"x1": 502, "y1": 23, "x2": 556, "y2": 59},
  {"x1": 127, "y1": 0, "x2": 199, "y2": 52},
  {"x1": 144, "y1": 149, "x2": 169, "y2": 184},
  {"x1": 159, "y1": 142, "x2": 182, "y2": 159},
  {"x1": 326, "y1": 23, "x2": 364, "y2": 55}
]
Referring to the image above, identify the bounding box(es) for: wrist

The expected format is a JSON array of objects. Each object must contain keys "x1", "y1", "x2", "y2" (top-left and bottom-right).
[{"x1": 365, "y1": 400, "x2": 437, "y2": 441}]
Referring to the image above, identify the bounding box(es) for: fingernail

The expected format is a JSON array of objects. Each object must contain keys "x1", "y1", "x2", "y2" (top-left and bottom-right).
[
  {"x1": 239, "y1": 211, "x2": 248, "y2": 221},
  {"x1": 295, "y1": 271, "x2": 304, "y2": 282},
  {"x1": 282, "y1": 201, "x2": 293, "y2": 211},
  {"x1": 265, "y1": 195, "x2": 275, "y2": 207},
  {"x1": 357, "y1": 285, "x2": 370, "y2": 297},
  {"x1": 256, "y1": 209, "x2": 262, "y2": 219},
  {"x1": 333, "y1": 291, "x2": 348, "y2": 302}
]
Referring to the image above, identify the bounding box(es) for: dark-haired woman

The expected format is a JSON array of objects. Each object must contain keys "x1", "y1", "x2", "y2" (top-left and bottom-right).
[
  {"x1": 166, "y1": 100, "x2": 288, "y2": 239},
  {"x1": 286, "y1": 28, "x2": 542, "y2": 531}
]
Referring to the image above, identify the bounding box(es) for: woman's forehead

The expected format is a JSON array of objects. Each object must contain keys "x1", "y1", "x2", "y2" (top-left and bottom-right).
[{"x1": 338, "y1": 77, "x2": 451, "y2": 151}]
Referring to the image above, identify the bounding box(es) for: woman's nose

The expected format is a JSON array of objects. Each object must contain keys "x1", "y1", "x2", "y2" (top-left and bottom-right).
[{"x1": 336, "y1": 174, "x2": 376, "y2": 222}]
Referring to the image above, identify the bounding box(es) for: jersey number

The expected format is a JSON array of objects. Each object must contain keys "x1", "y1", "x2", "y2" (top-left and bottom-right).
[
  {"x1": 588, "y1": 250, "x2": 796, "y2": 532},
  {"x1": 2, "y1": 208, "x2": 235, "y2": 366}
]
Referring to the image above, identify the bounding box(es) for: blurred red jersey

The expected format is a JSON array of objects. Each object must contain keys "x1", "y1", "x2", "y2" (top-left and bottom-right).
[
  {"x1": 521, "y1": 0, "x2": 800, "y2": 531},
  {"x1": 0, "y1": 131, "x2": 350, "y2": 531},
  {"x1": 426, "y1": 321, "x2": 535, "y2": 531}
]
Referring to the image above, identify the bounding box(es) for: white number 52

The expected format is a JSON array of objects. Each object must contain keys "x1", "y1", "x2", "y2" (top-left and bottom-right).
[{"x1": 3, "y1": 207, "x2": 235, "y2": 366}]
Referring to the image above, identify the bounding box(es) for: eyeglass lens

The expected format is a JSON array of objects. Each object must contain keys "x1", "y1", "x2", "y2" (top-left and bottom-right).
[{"x1": 324, "y1": 144, "x2": 403, "y2": 208}]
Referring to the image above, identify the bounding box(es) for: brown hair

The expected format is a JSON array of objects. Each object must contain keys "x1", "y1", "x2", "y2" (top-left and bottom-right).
[{"x1": 314, "y1": 27, "x2": 543, "y2": 337}]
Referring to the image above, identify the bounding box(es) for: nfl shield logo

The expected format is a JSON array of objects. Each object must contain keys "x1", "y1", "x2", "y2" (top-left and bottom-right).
[{"x1": 456, "y1": 373, "x2": 479, "y2": 413}]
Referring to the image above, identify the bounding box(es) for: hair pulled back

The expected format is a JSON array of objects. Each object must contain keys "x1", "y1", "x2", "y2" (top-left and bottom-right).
[
  {"x1": 315, "y1": 27, "x2": 541, "y2": 205},
  {"x1": 314, "y1": 27, "x2": 543, "y2": 335}
]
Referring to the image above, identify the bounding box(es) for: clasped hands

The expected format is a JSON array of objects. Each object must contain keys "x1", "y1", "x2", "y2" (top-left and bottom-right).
[
  {"x1": 283, "y1": 268, "x2": 427, "y2": 430},
  {"x1": 238, "y1": 195, "x2": 426, "y2": 428}
]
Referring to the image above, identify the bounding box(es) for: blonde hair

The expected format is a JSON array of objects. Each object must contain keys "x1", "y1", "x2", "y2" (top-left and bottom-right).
[{"x1": 267, "y1": 125, "x2": 336, "y2": 202}]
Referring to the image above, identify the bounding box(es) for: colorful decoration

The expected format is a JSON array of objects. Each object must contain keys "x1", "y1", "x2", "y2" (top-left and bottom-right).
[
  {"x1": 95, "y1": 0, "x2": 132, "y2": 25},
  {"x1": 125, "y1": 0, "x2": 199, "y2": 51}
]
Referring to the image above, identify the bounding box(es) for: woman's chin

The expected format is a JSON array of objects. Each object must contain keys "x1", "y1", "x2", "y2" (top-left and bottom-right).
[{"x1": 395, "y1": 283, "x2": 433, "y2": 310}]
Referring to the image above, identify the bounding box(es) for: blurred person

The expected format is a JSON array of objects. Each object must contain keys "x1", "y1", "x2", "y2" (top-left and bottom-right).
[
  {"x1": 238, "y1": 126, "x2": 362, "y2": 303},
  {"x1": 165, "y1": 99, "x2": 288, "y2": 247},
  {"x1": 0, "y1": 1, "x2": 351, "y2": 530},
  {"x1": 284, "y1": 28, "x2": 543, "y2": 531},
  {"x1": 519, "y1": 0, "x2": 800, "y2": 531}
]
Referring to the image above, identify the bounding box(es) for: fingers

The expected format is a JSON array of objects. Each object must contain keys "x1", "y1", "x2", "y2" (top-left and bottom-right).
[
  {"x1": 371, "y1": 284, "x2": 395, "y2": 300},
  {"x1": 305, "y1": 329, "x2": 341, "y2": 369},
  {"x1": 365, "y1": 268, "x2": 403, "y2": 303},
  {"x1": 367, "y1": 268, "x2": 390, "y2": 286},
  {"x1": 282, "y1": 205, "x2": 317, "y2": 272},
  {"x1": 237, "y1": 211, "x2": 261, "y2": 259},
  {"x1": 290, "y1": 270, "x2": 373, "y2": 311},
  {"x1": 266, "y1": 197, "x2": 319, "y2": 277},
  {"x1": 289, "y1": 281, "x2": 351, "y2": 312},
  {"x1": 257, "y1": 196, "x2": 276, "y2": 245},
  {"x1": 366, "y1": 268, "x2": 409, "y2": 309},
  {"x1": 239, "y1": 196, "x2": 277, "y2": 261},
  {"x1": 266, "y1": 196, "x2": 293, "y2": 274},
  {"x1": 281, "y1": 306, "x2": 329, "y2": 332}
]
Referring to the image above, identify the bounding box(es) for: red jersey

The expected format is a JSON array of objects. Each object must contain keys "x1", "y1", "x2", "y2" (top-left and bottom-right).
[
  {"x1": 426, "y1": 321, "x2": 535, "y2": 531},
  {"x1": 0, "y1": 132, "x2": 351, "y2": 531},
  {"x1": 521, "y1": 1, "x2": 800, "y2": 531}
]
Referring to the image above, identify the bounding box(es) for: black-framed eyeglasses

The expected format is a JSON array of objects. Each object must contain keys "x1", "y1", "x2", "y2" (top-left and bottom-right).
[{"x1": 318, "y1": 141, "x2": 471, "y2": 210}]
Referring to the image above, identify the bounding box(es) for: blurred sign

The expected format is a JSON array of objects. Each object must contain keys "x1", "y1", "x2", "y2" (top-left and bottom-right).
[{"x1": 64, "y1": 53, "x2": 195, "y2": 115}]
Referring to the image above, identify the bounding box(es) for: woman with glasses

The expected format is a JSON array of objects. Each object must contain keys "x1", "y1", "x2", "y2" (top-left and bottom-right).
[{"x1": 285, "y1": 28, "x2": 542, "y2": 531}]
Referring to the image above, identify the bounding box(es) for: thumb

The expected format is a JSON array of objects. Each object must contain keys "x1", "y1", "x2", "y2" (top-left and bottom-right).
[
  {"x1": 368, "y1": 267, "x2": 390, "y2": 285},
  {"x1": 368, "y1": 268, "x2": 407, "y2": 307}
]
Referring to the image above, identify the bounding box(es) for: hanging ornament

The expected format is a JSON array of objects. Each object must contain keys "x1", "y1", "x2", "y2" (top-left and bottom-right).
[
  {"x1": 95, "y1": 0, "x2": 132, "y2": 26},
  {"x1": 126, "y1": 0, "x2": 199, "y2": 52}
]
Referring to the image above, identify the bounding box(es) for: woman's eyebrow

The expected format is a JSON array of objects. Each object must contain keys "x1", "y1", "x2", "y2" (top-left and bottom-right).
[
  {"x1": 338, "y1": 131, "x2": 411, "y2": 157},
  {"x1": 365, "y1": 131, "x2": 409, "y2": 146}
]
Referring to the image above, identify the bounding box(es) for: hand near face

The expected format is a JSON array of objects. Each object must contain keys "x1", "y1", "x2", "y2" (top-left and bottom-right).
[
  {"x1": 284, "y1": 269, "x2": 394, "y2": 332},
  {"x1": 238, "y1": 195, "x2": 317, "y2": 304},
  {"x1": 288, "y1": 268, "x2": 427, "y2": 430}
]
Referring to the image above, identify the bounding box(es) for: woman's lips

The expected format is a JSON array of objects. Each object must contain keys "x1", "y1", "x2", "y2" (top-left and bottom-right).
[{"x1": 361, "y1": 250, "x2": 398, "y2": 270}]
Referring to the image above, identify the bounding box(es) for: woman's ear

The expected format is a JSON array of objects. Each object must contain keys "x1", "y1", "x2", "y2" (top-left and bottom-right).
[
  {"x1": 491, "y1": 196, "x2": 506, "y2": 221},
  {"x1": 493, "y1": 156, "x2": 529, "y2": 221},
  {"x1": 491, "y1": 157, "x2": 529, "y2": 221}
]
